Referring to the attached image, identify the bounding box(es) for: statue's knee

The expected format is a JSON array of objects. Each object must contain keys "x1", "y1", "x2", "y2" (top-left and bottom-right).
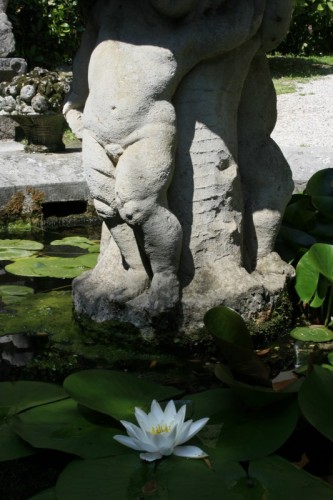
[{"x1": 117, "y1": 198, "x2": 153, "y2": 225}]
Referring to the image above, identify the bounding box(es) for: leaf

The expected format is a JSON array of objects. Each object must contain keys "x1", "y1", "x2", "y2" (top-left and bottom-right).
[
  {"x1": 204, "y1": 306, "x2": 253, "y2": 350},
  {"x1": 63, "y1": 370, "x2": 182, "y2": 421},
  {"x1": 11, "y1": 399, "x2": 125, "y2": 459},
  {"x1": 55, "y1": 454, "x2": 241, "y2": 500},
  {"x1": 299, "y1": 365, "x2": 333, "y2": 442},
  {"x1": 0, "y1": 285, "x2": 34, "y2": 304},
  {"x1": 0, "y1": 424, "x2": 35, "y2": 461},
  {"x1": 290, "y1": 326, "x2": 333, "y2": 342},
  {"x1": 50, "y1": 236, "x2": 100, "y2": 252},
  {"x1": 248, "y1": 455, "x2": 333, "y2": 499},
  {"x1": 213, "y1": 397, "x2": 299, "y2": 461},
  {"x1": 0, "y1": 380, "x2": 68, "y2": 416},
  {"x1": 306, "y1": 168, "x2": 333, "y2": 198},
  {"x1": 204, "y1": 306, "x2": 270, "y2": 386},
  {"x1": 5, "y1": 253, "x2": 98, "y2": 278},
  {"x1": 0, "y1": 239, "x2": 43, "y2": 260},
  {"x1": 28, "y1": 488, "x2": 57, "y2": 500}
]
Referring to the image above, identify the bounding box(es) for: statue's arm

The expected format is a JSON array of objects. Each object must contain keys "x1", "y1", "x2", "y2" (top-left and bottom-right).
[
  {"x1": 258, "y1": 0, "x2": 293, "y2": 53},
  {"x1": 63, "y1": 1, "x2": 109, "y2": 137},
  {"x1": 188, "y1": 0, "x2": 266, "y2": 60}
]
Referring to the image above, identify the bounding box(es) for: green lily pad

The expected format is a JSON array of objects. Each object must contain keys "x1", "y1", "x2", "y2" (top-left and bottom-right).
[
  {"x1": 11, "y1": 398, "x2": 124, "y2": 459},
  {"x1": 5, "y1": 253, "x2": 98, "y2": 278},
  {"x1": 290, "y1": 326, "x2": 333, "y2": 342},
  {"x1": 0, "y1": 285, "x2": 34, "y2": 304},
  {"x1": 50, "y1": 237, "x2": 100, "y2": 252},
  {"x1": 299, "y1": 365, "x2": 333, "y2": 442},
  {"x1": 63, "y1": 369, "x2": 182, "y2": 422},
  {"x1": 0, "y1": 239, "x2": 43, "y2": 260}
]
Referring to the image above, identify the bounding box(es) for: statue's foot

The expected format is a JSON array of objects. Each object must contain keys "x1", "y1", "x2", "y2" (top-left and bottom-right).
[
  {"x1": 255, "y1": 252, "x2": 295, "y2": 277},
  {"x1": 128, "y1": 271, "x2": 180, "y2": 317},
  {"x1": 72, "y1": 267, "x2": 150, "y2": 316}
]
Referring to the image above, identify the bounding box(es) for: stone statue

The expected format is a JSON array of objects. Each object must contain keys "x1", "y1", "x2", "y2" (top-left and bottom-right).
[
  {"x1": 64, "y1": 0, "x2": 294, "y2": 332},
  {"x1": 0, "y1": 0, "x2": 14, "y2": 57}
]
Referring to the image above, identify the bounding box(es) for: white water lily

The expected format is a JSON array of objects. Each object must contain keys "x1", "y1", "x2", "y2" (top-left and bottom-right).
[{"x1": 113, "y1": 399, "x2": 209, "y2": 462}]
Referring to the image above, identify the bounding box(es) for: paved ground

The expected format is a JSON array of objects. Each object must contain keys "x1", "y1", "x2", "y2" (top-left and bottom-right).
[{"x1": 0, "y1": 74, "x2": 332, "y2": 210}]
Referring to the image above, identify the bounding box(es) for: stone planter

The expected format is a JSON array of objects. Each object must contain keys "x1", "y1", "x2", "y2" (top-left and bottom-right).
[{"x1": 12, "y1": 114, "x2": 66, "y2": 152}]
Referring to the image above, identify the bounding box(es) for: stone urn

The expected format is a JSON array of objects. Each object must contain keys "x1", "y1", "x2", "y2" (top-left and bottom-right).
[{"x1": 0, "y1": 67, "x2": 71, "y2": 152}]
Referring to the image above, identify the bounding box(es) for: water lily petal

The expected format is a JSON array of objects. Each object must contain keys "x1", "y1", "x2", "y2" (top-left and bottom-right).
[
  {"x1": 173, "y1": 445, "x2": 208, "y2": 459},
  {"x1": 185, "y1": 417, "x2": 209, "y2": 441},
  {"x1": 134, "y1": 406, "x2": 150, "y2": 430},
  {"x1": 174, "y1": 419, "x2": 193, "y2": 445},
  {"x1": 175, "y1": 404, "x2": 186, "y2": 427},
  {"x1": 120, "y1": 420, "x2": 143, "y2": 440},
  {"x1": 113, "y1": 435, "x2": 142, "y2": 451},
  {"x1": 150, "y1": 400, "x2": 164, "y2": 421},
  {"x1": 152, "y1": 425, "x2": 177, "y2": 455},
  {"x1": 164, "y1": 400, "x2": 177, "y2": 422},
  {"x1": 140, "y1": 451, "x2": 163, "y2": 462}
]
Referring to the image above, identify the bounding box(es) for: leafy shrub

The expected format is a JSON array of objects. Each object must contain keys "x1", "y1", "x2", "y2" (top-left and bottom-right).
[
  {"x1": 278, "y1": 0, "x2": 333, "y2": 55},
  {"x1": 7, "y1": 0, "x2": 93, "y2": 69}
]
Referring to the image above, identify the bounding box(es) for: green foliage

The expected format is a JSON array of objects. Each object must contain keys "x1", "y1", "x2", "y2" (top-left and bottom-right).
[
  {"x1": 277, "y1": 0, "x2": 333, "y2": 55},
  {"x1": 7, "y1": 0, "x2": 90, "y2": 69},
  {"x1": 0, "y1": 361, "x2": 332, "y2": 498},
  {"x1": 0, "y1": 239, "x2": 43, "y2": 260}
]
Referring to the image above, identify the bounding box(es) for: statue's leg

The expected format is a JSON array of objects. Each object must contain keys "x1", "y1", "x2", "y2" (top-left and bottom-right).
[
  {"x1": 238, "y1": 54, "x2": 294, "y2": 273},
  {"x1": 73, "y1": 131, "x2": 149, "y2": 305},
  {"x1": 114, "y1": 127, "x2": 183, "y2": 314}
]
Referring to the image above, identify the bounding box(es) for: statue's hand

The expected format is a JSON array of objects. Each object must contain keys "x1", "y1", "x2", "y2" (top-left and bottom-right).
[{"x1": 63, "y1": 106, "x2": 84, "y2": 140}]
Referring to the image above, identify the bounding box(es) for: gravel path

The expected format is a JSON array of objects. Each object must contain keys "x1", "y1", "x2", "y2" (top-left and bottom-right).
[
  {"x1": 272, "y1": 74, "x2": 333, "y2": 149},
  {"x1": 271, "y1": 74, "x2": 333, "y2": 187}
]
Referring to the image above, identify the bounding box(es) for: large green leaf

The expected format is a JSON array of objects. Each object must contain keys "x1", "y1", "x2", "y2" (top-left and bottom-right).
[
  {"x1": 0, "y1": 285, "x2": 34, "y2": 304},
  {"x1": 5, "y1": 253, "x2": 98, "y2": 278},
  {"x1": 56, "y1": 454, "x2": 241, "y2": 500},
  {"x1": 248, "y1": 455, "x2": 333, "y2": 499},
  {"x1": 204, "y1": 306, "x2": 270, "y2": 386},
  {"x1": 11, "y1": 398, "x2": 124, "y2": 459},
  {"x1": 299, "y1": 365, "x2": 333, "y2": 442},
  {"x1": 28, "y1": 488, "x2": 57, "y2": 500},
  {"x1": 306, "y1": 168, "x2": 333, "y2": 198},
  {"x1": 295, "y1": 249, "x2": 323, "y2": 303},
  {"x1": 0, "y1": 424, "x2": 35, "y2": 461},
  {"x1": 290, "y1": 325, "x2": 333, "y2": 342},
  {"x1": 63, "y1": 370, "x2": 182, "y2": 421},
  {"x1": 0, "y1": 380, "x2": 67, "y2": 461},
  {"x1": 204, "y1": 306, "x2": 253, "y2": 350},
  {"x1": 51, "y1": 236, "x2": 98, "y2": 250},
  {"x1": 214, "y1": 398, "x2": 299, "y2": 461},
  {"x1": 0, "y1": 380, "x2": 67, "y2": 416},
  {"x1": 0, "y1": 239, "x2": 44, "y2": 260}
]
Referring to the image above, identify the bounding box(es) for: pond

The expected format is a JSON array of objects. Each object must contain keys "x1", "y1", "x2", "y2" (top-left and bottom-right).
[{"x1": 1, "y1": 224, "x2": 333, "y2": 499}]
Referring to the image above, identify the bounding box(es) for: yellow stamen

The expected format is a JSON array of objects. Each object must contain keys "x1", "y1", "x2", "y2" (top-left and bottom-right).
[{"x1": 150, "y1": 424, "x2": 172, "y2": 435}]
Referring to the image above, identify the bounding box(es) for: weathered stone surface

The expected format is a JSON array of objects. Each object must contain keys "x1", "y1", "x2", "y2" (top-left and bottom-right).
[
  {"x1": 0, "y1": 58, "x2": 27, "y2": 83},
  {"x1": 0, "y1": 149, "x2": 88, "y2": 210},
  {"x1": 65, "y1": 0, "x2": 294, "y2": 334},
  {"x1": 0, "y1": 2, "x2": 14, "y2": 57}
]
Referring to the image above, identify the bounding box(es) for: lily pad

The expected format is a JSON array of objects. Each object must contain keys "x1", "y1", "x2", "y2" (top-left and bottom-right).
[
  {"x1": 0, "y1": 285, "x2": 34, "y2": 304},
  {"x1": 0, "y1": 239, "x2": 43, "y2": 260},
  {"x1": 5, "y1": 253, "x2": 98, "y2": 278},
  {"x1": 50, "y1": 237, "x2": 100, "y2": 252},
  {"x1": 290, "y1": 326, "x2": 333, "y2": 342}
]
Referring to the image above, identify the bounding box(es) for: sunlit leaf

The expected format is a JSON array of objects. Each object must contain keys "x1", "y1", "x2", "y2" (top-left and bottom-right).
[
  {"x1": 0, "y1": 239, "x2": 43, "y2": 260},
  {"x1": 63, "y1": 370, "x2": 182, "y2": 421},
  {"x1": 290, "y1": 326, "x2": 333, "y2": 342},
  {"x1": 11, "y1": 399, "x2": 124, "y2": 459},
  {"x1": 299, "y1": 365, "x2": 333, "y2": 442},
  {"x1": 0, "y1": 285, "x2": 34, "y2": 304},
  {"x1": 5, "y1": 253, "x2": 98, "y2": 278}
]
